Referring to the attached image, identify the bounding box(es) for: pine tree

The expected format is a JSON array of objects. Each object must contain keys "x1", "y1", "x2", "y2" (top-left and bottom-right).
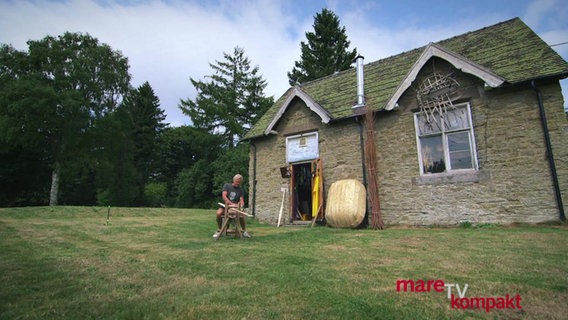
[
  {"x1": 179, "y1": 47, "x2": 273, "y2": 147},
  {"x1": 288, "y1": 8, "x2": 358, "y2": 85},
  {"x1": 120, "y1": 82, "x2": 167, "y2": 205}
]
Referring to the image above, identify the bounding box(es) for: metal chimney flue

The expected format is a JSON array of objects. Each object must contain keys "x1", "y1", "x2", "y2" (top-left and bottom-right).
[{"x1": 354, "y1": 55, "x2": 365, "y2": 108}]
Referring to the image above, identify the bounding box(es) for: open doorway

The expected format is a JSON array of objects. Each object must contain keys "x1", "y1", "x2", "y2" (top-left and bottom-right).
[
  {"x1": 290, "y1": 158, "x2": 323, "y2": 222},
  {"x1": 291, "y1": 162, "x2": 312, "y2": 221}
]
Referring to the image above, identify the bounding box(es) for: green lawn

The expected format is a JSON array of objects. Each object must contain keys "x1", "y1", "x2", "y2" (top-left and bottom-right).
[{"x1": 0, "y1": 206, "x2": 566, "y2": 319}]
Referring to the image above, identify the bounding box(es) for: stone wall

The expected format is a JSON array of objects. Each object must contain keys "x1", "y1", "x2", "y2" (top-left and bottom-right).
[
  {"x1": 376, "y1": 60, "x2": 567, "y2": 225},
  {"x1": 249, "y1": 98, "x2": 363, "y2": 224},
  {"x1": 249, "y1": 63, "x2": 567, "y2": 226}
]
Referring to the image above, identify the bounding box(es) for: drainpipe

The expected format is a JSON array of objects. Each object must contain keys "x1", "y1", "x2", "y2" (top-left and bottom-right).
[
  {"x1": 250, "y1": 141, "x2": 257, "y2": 217},
  {"x1": 531, "y1": 80, "x2": 565, "y2": 221}
]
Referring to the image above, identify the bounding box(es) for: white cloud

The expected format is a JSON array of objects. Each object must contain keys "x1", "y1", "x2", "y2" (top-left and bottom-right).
[
  {"x1": 0, "y1": 0, "x2": 306, "y2": 126},
  {"x1": 1, "y1": 0, "x2": 567, "y2": 126},
  {"x1": 523, "y1": 0, "x2": 558, "y2": 28}
]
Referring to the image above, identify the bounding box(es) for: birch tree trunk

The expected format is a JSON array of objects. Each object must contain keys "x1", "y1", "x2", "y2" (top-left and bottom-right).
[{"x1": 49, "y1": 162, "x2": 61, "y2": 206}]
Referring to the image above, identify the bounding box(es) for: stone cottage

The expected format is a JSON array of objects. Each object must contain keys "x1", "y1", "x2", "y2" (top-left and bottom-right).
[{"x1": 243, "y1": 18, "x2": 568, "y2": 226}]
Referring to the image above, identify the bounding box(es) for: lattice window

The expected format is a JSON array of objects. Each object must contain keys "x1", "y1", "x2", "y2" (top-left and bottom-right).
[{"x1": 416, "y1": 73, "x2": 460, "y2": 131}]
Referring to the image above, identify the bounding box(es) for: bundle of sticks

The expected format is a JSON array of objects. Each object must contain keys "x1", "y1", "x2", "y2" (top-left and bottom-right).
[{"x1": 364, "y1": 106, "x2": 385, "y2": 230}]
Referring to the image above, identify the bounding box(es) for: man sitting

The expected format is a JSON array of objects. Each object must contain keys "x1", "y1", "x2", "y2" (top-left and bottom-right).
[{"x1": 213, "y1": 174, "x2": 251, "y2": 238}]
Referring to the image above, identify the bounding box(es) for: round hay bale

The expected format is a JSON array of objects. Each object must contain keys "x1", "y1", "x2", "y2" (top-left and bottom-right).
[{"x1": 325, "y1": 179, "x2": 366, "y2": 228}]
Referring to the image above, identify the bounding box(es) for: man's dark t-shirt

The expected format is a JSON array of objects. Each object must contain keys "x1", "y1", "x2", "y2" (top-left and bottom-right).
[{"x1": 223, "y1": 183, "x2": 243, "y2": 203}]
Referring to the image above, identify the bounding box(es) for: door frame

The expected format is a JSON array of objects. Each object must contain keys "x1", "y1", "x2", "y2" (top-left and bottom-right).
[{"x1": 289, "y1": 158, "x2": 324, "y2": 222}]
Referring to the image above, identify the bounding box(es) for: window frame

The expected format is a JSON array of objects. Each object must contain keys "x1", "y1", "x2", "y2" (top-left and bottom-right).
[{"x1": 413, "y1": 103, "x2": 479, "y2": 176}]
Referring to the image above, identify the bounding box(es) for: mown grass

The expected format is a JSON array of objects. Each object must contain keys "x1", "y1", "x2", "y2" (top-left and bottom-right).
[{"x1": 0, "y1": 206, "x2": 566, "y2": 319}]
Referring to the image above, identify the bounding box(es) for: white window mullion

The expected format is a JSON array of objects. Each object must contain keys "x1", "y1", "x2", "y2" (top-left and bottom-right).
[
  {"x1": 414, "y1": 113, "x2": 425, "y2": 175},
  {"x1": 442, "y1": 132, "x2": 451, "y2": 171},
  {"x1": 467, "y1": 105, "x2": 479, "y2": 171}
]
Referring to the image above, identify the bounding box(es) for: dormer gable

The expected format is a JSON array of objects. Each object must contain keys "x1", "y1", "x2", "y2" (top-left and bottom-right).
[{"x1": 385, "y1": 43, "x2": 505, "y2": 111}]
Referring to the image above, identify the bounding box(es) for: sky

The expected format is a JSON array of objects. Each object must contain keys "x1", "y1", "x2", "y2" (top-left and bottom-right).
[{"x1": 1, "y1": 0, "x2": 567, "y2": 127}]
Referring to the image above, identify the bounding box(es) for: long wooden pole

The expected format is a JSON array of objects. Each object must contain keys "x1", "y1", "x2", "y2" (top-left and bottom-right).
[{"x1": 277, "y1": 188, "x2": 286, "y2": 227}]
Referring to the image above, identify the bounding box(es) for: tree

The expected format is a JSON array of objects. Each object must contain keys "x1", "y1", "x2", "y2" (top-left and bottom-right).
[
  {"x1": 210, "y1": 143, "x2": 250, "y2": 205},
  {"x1": 92, "y1": 107, "x2": 138, "y2": 207},
  {"x1": 89, "y1": 82, "x2": 166, "y2": 207},
  {"x1": 175, "y1": 159, "x2": 215, "y2": 208},
  {"x1": 179, "y1": 46, "x2": 273, "y2": 147},
  {"x1": 175, "y1": 142, "x2": 250, "y2": 209},
  {"x1": 0, "y1": 45, "x2": 50, "y2": 205},
  {"x1": 155, "y1": 126, "x2": 223, "y2": 207},
  {"x1": 0, "y1": 33, "x2": 131, "y2": 205},
  {"x1": 120, "y1": 82, "x2": 167, "y2": 205},
  {"x1": 288, "y1": 8, "x2": 358, "y2": 85},
  {"x1": 0, "y1": 142, "x2": 51, "y2": 206}
]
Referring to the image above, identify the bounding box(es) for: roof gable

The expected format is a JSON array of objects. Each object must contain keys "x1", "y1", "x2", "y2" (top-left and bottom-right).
[{"x1": 263, "y1": 86, "x2": 331, "y2": 135}]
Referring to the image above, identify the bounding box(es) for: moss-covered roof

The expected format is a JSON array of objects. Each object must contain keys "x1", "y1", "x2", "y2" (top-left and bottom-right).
[{"x1": 245, "y1": 17, "x2": 568, "y2": 140}]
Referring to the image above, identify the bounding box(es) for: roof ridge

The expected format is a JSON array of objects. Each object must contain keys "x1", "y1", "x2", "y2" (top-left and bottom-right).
[
  {"x1": 435, "y1": 17, "x2": 520, "y2": 46},
  {"x1": 363, "y1": 18, "x2": 522, "y2": 69},
  {"x1": 299, "y1": 18, "x2": 522, "y2": 89},
  {"x1": 299, "y1": 66, "x2": 356, "y2": 88}
]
